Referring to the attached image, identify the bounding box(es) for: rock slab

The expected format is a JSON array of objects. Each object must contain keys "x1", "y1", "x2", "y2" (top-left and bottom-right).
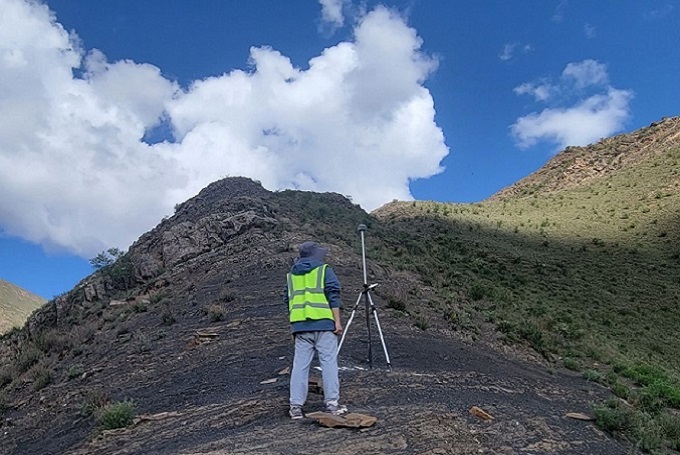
[{"x1": 305, "y1": 412, "x2": 378, "y2": 428}]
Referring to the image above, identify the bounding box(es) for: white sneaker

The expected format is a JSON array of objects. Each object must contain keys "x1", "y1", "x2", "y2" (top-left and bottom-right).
[
  {"x1": 325, "y1": 400, "x2": 348, "y2": 416},
  {"x1": 289, "y1": 405, "x2": 304, "y2": 420}
]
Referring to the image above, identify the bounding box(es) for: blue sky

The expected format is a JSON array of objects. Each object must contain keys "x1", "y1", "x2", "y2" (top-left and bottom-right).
[{"x1": 1, "y1": 0, "x2": 678, "y2": 299}]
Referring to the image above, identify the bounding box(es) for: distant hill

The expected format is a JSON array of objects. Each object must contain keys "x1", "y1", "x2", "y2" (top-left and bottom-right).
[
  {"x1": 375, "y1": 116, "x2": 680, "y2": 370},
  {"x1": 0, "y1": 279, "x2": 45, "y2": 334},
  {"x1": 2, "y1": 117, "x2": 680, "y2": 454},
  {"x1": 491, "y1": 116, "x2": 680, "y2": 200}
]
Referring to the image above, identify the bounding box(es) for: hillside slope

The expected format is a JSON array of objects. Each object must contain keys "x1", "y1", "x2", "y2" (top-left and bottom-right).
[
  {"x1": 0, "y1": 178, "x2": 631, "y2": 454},
  {"x1": 374, "y1": 116, "x2": 680, "y2": 368},
  {"x1": 491, "y1": 116, "x2": 680, "y2": 201},
  {"x1": 0, "y1": 279, "x2": 45, "y2": 334},
  {"x1": 373, "y1": 116, "x2": 680, "y2": 451}
]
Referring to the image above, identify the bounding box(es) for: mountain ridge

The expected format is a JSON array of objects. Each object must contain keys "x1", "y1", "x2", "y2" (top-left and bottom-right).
[
  {"x1": 2, "y1": 116, "x2": 680, "y2": 453},
  {"x1": 490, "y1": 116, "x2": 680, "y2": 201}
]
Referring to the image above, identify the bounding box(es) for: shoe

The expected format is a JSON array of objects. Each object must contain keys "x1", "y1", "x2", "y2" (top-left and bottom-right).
[
  {"x1": 289, "y1": 405, "x2": 304, "y2": 420},
  {"x1": 325, "y1": 400, "x2": 348, "y2": 416}
]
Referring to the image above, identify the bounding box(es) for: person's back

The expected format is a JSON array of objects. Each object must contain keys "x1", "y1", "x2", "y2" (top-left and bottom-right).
[{"x1": 284, "y1": 241, "x2": 347, "y2": 419}]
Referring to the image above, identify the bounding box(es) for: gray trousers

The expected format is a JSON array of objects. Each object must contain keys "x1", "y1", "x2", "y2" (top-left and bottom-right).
[{"x1": 290, "y1": 331, "x2": 340, "y2": 406}]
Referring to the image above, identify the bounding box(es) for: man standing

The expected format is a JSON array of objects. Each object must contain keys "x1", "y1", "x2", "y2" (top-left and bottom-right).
[{"x1": 284, "y1": 241, "x2": 348, "y2": 419}]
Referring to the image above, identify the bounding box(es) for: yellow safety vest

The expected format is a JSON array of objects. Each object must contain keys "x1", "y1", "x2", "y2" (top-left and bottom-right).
[{"x1": 287, "y1": 265, "x2": 334, "y2": 323}]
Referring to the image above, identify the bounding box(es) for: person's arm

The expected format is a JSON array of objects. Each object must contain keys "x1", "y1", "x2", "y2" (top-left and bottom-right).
[
  {"x1": 324, "y1": 266, "x2": 342, "y2": 334},
  {"x1": 332, "y1": 307, "x2": 343, "y2": 335},
  {"x1": 283, "y1": 281, "x2": 296, "y2": 340}
]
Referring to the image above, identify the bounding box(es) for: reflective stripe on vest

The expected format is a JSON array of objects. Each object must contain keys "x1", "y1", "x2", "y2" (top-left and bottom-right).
[{"x1": 287, "y1": 264, "x2": 334, "y2": 323}]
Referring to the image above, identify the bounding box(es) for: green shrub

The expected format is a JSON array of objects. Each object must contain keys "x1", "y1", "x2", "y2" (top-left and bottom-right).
[
  {"x1": 132, "y1": 302, "x2": 147, "y2": 313},
  {"x1": 387, "y1": 297, "x2": 407, "y2": 312},
  {"x1": 631, "y1": 414, "x2": 664, "y2": 452},
  {"x1": 593, "y1": 399, "x2": 638, "y2": 433},
  {"x1": 0, "y1": 393, "x2": 6, "y2": 416},
  {"x1": 220, "y1": 291, "x2": 237, "y2": 303},
  {"x1": 563, "y1": 357, "x2": 580, "y2": 371},
  {"x1": 67, "y1": 363, "x2": 84, "y2": 380},
  {"x1": 0, "y1": 367, "x2": 13, "y2": 388},
  {"x1": 660, "y1": 412, "x2": 680, "y2": 450},
  {"x1": 444, "y1": 309, "x2": 460, "y2": 325},
  {"x1": 611, "y1": 381, "x2": 631, "y2": 400},
  {"x1": 593, "y1": 399, "x2": 680, "y2": 451},
  {"x1": 149, "y1": 292, "x2": 168, "y2": 304},
  {"x1": 413, "y1": 315, "x2": 429, "y2": 331},
  {"x1": 34, "y1": 329, "x2": 72, "y2": 354},
  {"x1": 468, "y1": 281, "x2": 487, "y2": 301},
  {"x1": 31, "y1": 366, "x2": 52, "y2": 391},
  {"x1": 583, "y1": 369, "x2": 604, "y2": 382},
  {"x1": 13, "y1": 347, "x2": 42, "y2": 375},
  {"x1": 496, "y1": 320, "x2": 516, "y2": 338},
  {"x1": 80, "y1": 390, "x2": 108, "y2": 417},
  {"x1": 96, "y1": 399, "x2": 136, "y2": 430},
  {"x1": 635, "y1": 380, "x2": 680, "y2": 412},
  {"x1": 133, "y1": 331, "x2": 151, "y2": 353},
  {"x1": 161, "y1": 311, "x2": 176, "y2": 326},
  {"x1": 518, "y1": 323, "x2": 550, "y2": 356},
  {"x1": 619, "y1": 363, "x2": 666, "y2": 386},
  {"x1": 614, "y1": 362, "x2": 680, "y2": 409},
  {"x1": 206, "y1": 305, "x2": 225, "y2": 322},
  {"x1": 664, "y1": 384, "x2": 680, "y2": 409}
]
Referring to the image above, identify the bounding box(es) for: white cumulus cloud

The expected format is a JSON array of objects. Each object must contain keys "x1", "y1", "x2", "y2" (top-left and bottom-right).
[
  {"x1": 0, "y1": 0, "x2": 448, "y2": 257},
  {"x1": 499, "y1": 42, "x2": 533, "y2": 61},
  {"x1": 319, "y1": 0, "x2": 346, "y2": 28},
  {"x1": 513, "y1": 81, "x2": 553, "y2": 102},
  {"x1": 562, "y1": 59, "x2": 608, "y2": 89},
  {"x1": 511, "y1": 59, "x2": 632, "y2": 151},
  {"x1": 512, "y1": 88, "x2": 632, "y2": 150}
]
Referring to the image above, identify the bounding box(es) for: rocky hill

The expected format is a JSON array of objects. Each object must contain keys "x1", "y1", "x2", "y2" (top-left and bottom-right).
[
  {"x1": 0, "y1": 279, "x2": 45, "y2": 334},
  {"x1": 0, "y1": 177, "x2": 630, "y2": 455},
  {"x1": 4, "y1": 113, "x2": 680, "y2": 454},
  {"x1": 491, "y1": 116, "x2": 680, "y2": 200}
]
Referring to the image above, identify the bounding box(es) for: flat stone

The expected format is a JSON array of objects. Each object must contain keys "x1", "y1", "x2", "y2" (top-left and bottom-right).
[
  {"x1": 565, "y1": 412, "x2": 594, "y2": 421},
  {"x1": 469, "y1": 406, "x2": 494, "y2": 421}
]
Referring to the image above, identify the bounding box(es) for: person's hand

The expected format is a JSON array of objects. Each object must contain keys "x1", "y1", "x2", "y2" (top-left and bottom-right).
[{"x1": 334, "y1": 322, "x2": 343, "y2": 335}]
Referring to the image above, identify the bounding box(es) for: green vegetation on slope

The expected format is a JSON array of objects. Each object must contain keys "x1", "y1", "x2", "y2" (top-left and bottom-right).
[
  {"x1": 0, "y1": 279, "x2": 46, "y2": 334},
  {"x1": 373, "y1": 143, "x2": 680, "y2": 452}
]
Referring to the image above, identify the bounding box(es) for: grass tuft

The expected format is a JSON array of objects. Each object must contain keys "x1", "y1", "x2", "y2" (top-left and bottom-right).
[
  {"x1": 205, "y1": 304, "x2": 225, "y2": 322},
  {"x1": 96, "y1": 399, "x2": 136, "y2": 430}
]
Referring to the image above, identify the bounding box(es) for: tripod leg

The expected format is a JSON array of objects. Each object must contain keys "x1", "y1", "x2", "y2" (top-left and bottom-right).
[
  {"x1": 366, "y1": 291, "x2": 392, "y2": 370},
  {"x1": 365, "y1": 291, "x2": 372, "y2": 369},
  {"x1": 337, "y1": 292, "x2": 363, "y2": 354}
]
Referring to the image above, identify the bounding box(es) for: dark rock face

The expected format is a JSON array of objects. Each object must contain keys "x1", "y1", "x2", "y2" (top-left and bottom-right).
[
  {"x1": 129, "y1": 177, "x2": 279, "y2": 279},
  {"x1": 0, "y1": 177, "x2": 632, "y2": 455}
]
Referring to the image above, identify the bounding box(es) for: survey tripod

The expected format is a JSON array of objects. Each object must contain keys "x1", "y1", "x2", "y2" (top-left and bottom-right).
[{"x1": 337, "y1": 224, "x2": 392, "y2": 370}]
